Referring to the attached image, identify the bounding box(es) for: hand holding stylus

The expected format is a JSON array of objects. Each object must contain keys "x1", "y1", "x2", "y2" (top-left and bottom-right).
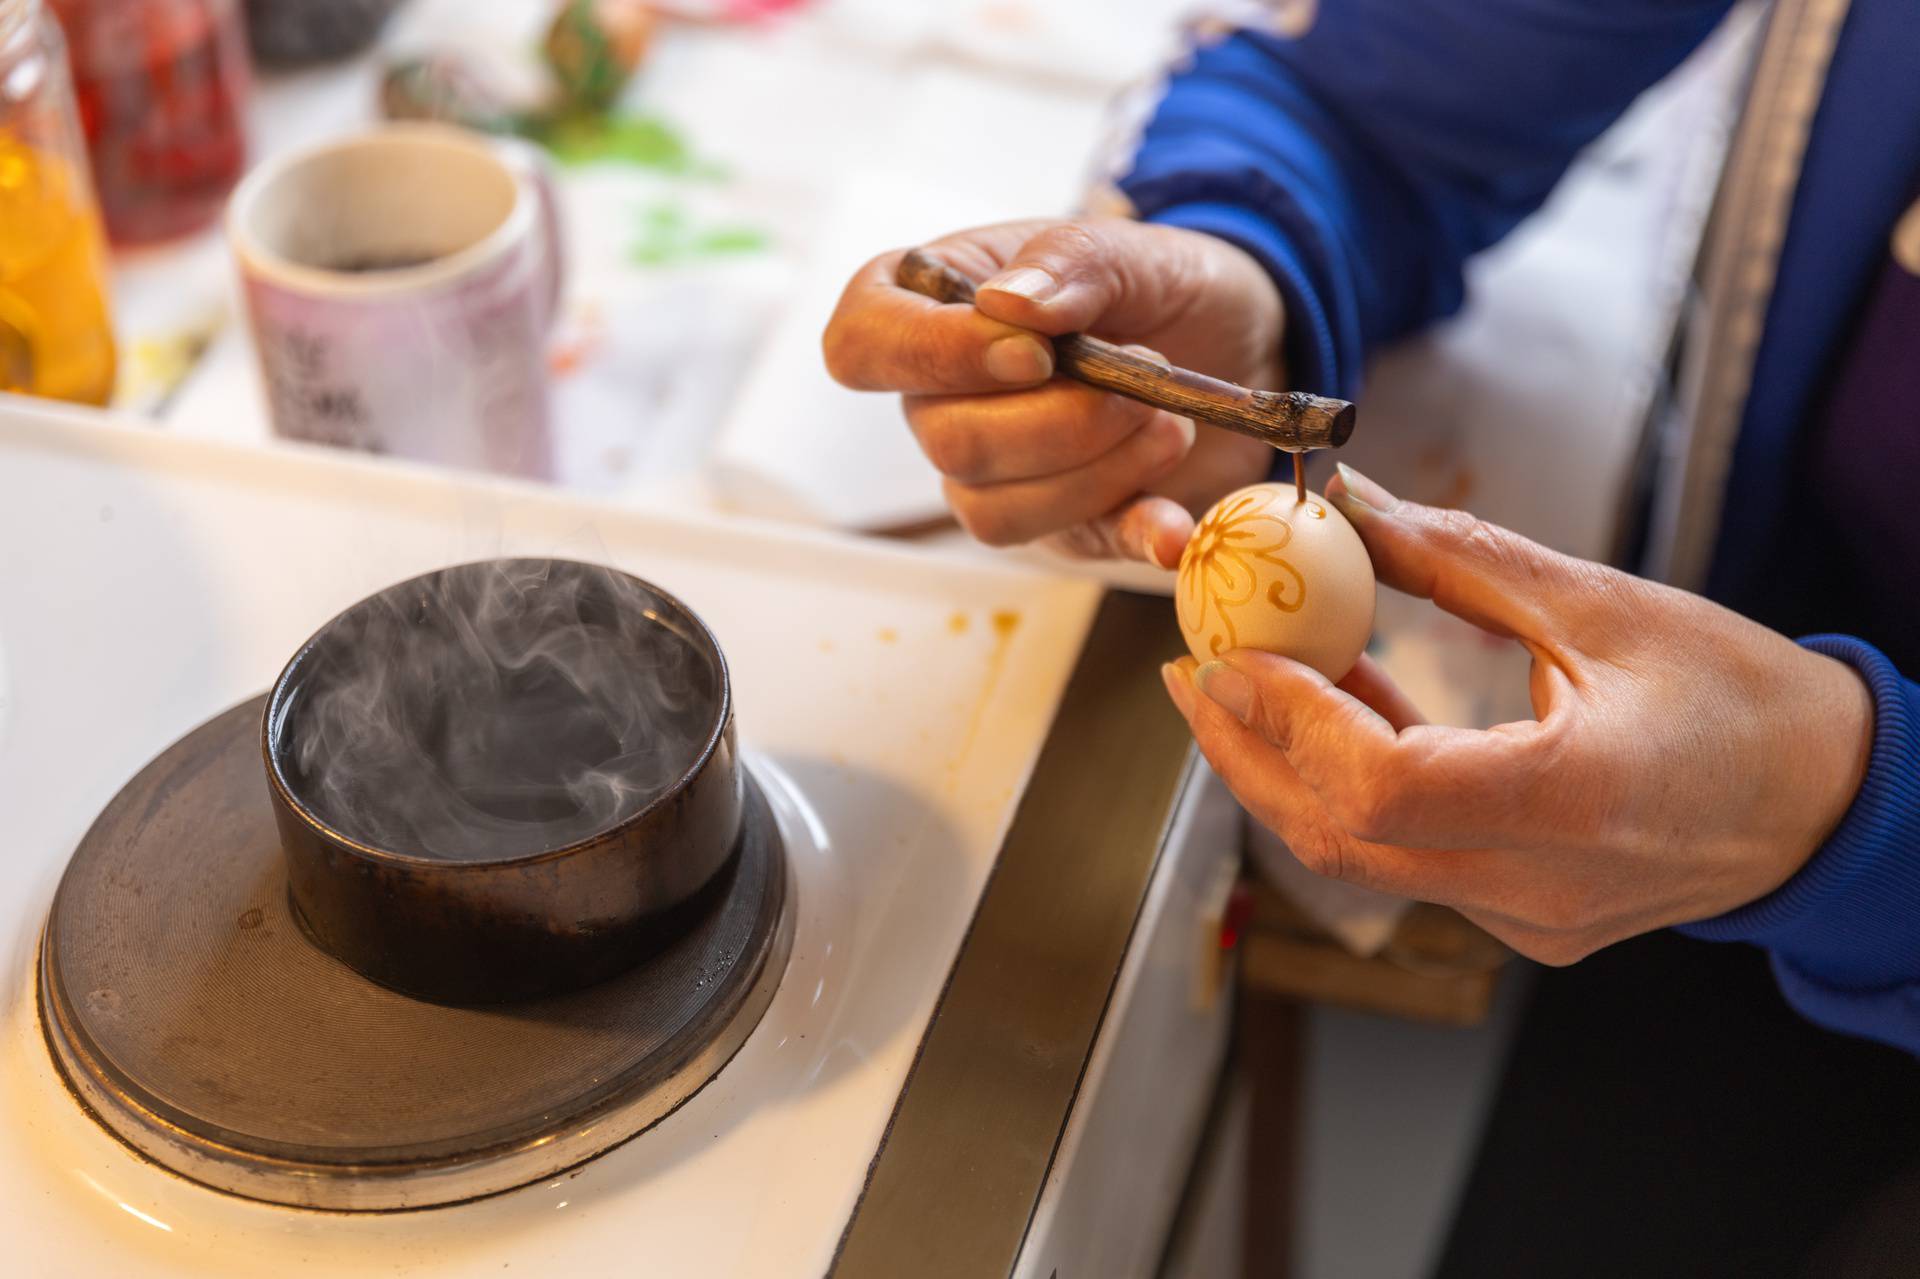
[{"x1": 824, "y1": 216, "x2": 1297, "y2": 568}]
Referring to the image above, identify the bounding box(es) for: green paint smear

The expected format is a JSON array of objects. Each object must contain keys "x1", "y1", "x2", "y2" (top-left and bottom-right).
[
  {"x1": 532, "y1": 111, "x2": 726, "y2": 179},
  {"x1": 629, "y1": 201, "x2": 768, "y2": 266}
]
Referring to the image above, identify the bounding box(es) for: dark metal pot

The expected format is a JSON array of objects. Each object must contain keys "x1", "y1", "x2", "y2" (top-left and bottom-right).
[{"x1": 262, "y1": 559, "x2": 744, "y2": 1005}]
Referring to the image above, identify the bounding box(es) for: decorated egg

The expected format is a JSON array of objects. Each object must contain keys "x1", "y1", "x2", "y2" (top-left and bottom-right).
[{"x1": 1176, "y1": 483, "x2": 1375, "y2": 679}]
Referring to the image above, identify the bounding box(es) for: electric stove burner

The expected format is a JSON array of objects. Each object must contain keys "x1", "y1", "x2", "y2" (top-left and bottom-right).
[{"x1": 38, "y1": 697, "x2": 793, "y2": 1212}]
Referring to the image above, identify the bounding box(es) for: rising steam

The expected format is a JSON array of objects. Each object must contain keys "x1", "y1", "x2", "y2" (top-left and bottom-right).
[{"x1": 281, "y1": 560, "x2": 718, "y2": 861}]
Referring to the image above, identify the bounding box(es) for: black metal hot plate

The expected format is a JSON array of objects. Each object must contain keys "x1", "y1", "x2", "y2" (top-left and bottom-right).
[{"x1": 38, "y1": 696, "x2": 792, "y2": 1211}]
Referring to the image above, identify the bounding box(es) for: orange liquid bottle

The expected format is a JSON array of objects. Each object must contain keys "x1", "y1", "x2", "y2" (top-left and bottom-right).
[{"x1": 0, "y1": 0, "x2": 116, "y2": 406}]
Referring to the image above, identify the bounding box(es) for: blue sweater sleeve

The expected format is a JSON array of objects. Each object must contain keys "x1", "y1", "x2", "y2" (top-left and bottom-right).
[
  {"x1": 1117, "y1": 0, "x2": 1733, "y2": 398},
  {"x1": 1680, "y1": 637, "x2": 1920, "y2": 1056}
]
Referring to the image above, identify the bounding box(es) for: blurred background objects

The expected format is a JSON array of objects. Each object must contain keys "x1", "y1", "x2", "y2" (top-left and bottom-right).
[
  {"x1": 244, "y1": 0, "x2": 400, "y2": 67},
  {"x1": 50, "y1": 0, "x2": 250, "y2": 245}
]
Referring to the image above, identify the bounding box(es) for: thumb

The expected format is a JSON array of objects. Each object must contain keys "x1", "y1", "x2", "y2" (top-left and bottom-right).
[
  {"x1": 1326, "y1": 463, "x2": 1577, "y2": 641},
  {"x1": 972, "y1": 218, "x2": 1220, "y2": 338}
]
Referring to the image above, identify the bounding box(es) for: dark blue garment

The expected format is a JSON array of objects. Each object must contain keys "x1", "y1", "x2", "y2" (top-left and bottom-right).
[
  {"x1": 1118, "y1": 0, "x2": 1920, "y2": 1054},
  {"x1": 1685, "y1": 638, "x2": 1920, "y2": 1046},
  {"x1": 1801, "y1": 210, "x2": 1920, "y2": 668}
]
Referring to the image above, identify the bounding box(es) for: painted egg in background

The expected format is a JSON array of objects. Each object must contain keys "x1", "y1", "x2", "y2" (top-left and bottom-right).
[{"x1": 1176, "y1": 483, "x2": 1376, "y2": 679}]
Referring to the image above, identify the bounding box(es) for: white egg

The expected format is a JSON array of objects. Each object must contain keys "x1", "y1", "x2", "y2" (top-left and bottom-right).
[{"x1": 1176, "y1": 483, "x2": 1376, "y2": 679}]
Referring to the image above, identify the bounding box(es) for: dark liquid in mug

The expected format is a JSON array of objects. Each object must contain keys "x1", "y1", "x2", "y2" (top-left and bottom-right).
[
  {"x1": 326, "y1": 253, "x2": 441, "y2": 274},
  {"x1": 279, "y1": 563, "x2": 720, "y2": 861}
]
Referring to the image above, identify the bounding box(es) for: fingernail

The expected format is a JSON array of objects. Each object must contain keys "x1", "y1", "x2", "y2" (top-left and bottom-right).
[
  {"x1": 980, "y1": 266, "x2": 1058, "y2": 303},
  {"x1": 1194, "y1": 660, "x2": 1255, "y2": 722},
  {"x1": 1160, "y1": 661, "x2": 1197, "y2": 718},
  {"x1": 1121, "y1": 343, "x2": 1172, "y2": 372},
  {"x1": 1334, "y1": 462, "x2": 1400, "y2": 515},
  {"x1": 985, "y1": 334, "x2": 1054, "y2": 384},
  {"x1": 1143, "y1": 527, "x2": 1172, "y2": 570}
]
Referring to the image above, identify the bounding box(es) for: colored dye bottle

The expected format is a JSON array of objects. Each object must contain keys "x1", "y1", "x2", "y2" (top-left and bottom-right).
[
  {"x1": 51, "y1": 0, "x2": 249, "y2": 245},
  {"x1": 0, "y1": 0, "x2": 116, "y2": 404}
]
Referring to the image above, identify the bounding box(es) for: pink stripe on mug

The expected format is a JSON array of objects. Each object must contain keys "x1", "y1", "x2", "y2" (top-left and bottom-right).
[{"x1": 227, "y1": 124, "x2": 563, "y2": 478}]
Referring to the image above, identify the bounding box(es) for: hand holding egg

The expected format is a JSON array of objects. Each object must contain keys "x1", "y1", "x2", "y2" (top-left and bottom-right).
[
  {"x1": 1176, "y1": 482, "x2": 1376, "y2": 679},
  {"x1": 1161, "y1": 466, "x2": 1877, "y2": 975}
]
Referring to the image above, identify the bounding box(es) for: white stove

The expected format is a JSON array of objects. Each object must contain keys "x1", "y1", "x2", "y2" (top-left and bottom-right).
[{"x1": 0, "y1": 398, "x2": 1237, "y2": 1277}]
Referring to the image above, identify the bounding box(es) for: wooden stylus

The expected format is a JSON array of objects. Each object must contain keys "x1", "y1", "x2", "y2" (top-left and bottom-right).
[{"x1": 894, "y1": 249, "x2": 1356, "y2": 465}]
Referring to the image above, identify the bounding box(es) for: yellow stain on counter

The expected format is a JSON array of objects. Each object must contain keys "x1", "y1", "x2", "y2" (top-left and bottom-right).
[{"x1": 945, "y1": 607, "x2": 1024, "y2": 790}]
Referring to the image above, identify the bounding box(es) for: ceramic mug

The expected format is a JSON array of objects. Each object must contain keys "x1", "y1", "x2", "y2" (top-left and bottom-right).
[{"x1": 227, "y1": 124, "x2": 562, "y2": 477}]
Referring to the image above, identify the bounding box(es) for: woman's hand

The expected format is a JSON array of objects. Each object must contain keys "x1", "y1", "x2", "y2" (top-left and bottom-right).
[
  {"x1": 1162, "y1": 465, "x2": 1876, "y2": 964},
  {"x1": 823, "y1": 217, "x2": 1282, "y2": 567}
]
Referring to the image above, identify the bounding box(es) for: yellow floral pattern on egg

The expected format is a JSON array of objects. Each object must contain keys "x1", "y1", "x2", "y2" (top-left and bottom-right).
[
  {"x1": 1176, "y1": 482, "x2": 1376, "y2": 680},
  {"x1": 1177, "y1": 490, "x2": 1308, "y2": 656}
]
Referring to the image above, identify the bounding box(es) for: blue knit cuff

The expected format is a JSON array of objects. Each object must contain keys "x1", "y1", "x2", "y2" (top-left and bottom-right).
[
  {"x1": 1679, "y1": 636, "x2": 1920, "y2": 992},
  {"x1": 1136, "y1": 200, "x2": 1347, "y2": 402}
]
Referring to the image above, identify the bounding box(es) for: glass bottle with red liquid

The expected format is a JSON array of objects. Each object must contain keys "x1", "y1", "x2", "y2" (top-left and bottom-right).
[{"x1": 51, "y1": 0, "x2": 249, "y2": 245}]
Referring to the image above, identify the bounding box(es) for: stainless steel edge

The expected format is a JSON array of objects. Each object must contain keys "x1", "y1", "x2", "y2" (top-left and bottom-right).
[{"x1": 831, "y1": 589, "x2": 1198, "y2": 1279}]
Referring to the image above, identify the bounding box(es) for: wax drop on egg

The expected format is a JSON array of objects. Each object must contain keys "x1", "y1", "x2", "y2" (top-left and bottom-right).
[{"x1": 1176, "y1": 482, "x2": 1376, "y2": 680}]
